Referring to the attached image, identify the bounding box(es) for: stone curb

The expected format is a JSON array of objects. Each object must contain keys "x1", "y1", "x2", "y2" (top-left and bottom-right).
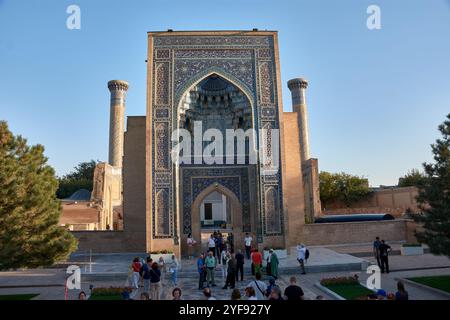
[
  {"x1": 396, "y1": 277, "x2": 450, "y2": 299},
  {"x1": 313, "y1": 282, "x2": 345, "y2": 300}
]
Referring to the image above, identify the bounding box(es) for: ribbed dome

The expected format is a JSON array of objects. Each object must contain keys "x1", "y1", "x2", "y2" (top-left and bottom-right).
[{"x1": 199, "y1": 75, "x2": 230, "y2": 92}]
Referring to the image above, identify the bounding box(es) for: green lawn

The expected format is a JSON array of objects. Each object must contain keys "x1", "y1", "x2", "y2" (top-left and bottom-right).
[
  {"x1": 324, "y1": 284, "x2": 374, "y2": 300},
  {"x1": 0, "y1": 294, "x2": 39, "y2": 300},
  {"x1": 408, "y1": 275, "x2": 450, "y2": 293}
]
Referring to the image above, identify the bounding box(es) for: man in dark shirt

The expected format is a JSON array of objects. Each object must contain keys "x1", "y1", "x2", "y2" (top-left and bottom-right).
[
  {"x1": 227, "y1": 233, "x2": 234, "y2": 253},
  {"x1": 223, "y1": 254, "x2": 237, "y2": 289},
  {"x1": 140, "y1": 257, "x2": 153, "y2": 294},
  {"x1": 235, "y1": 249, "x2": 245, "y2": 282},
  {"x1": 283, "y1": 276, "x2": 304, "y2": 300},
  {"x1": 373, "y1": 237, "x2": 381, "y2": 268},
  {"x1": 378, "y1": 240, "x2": 392, "y2": 273}
]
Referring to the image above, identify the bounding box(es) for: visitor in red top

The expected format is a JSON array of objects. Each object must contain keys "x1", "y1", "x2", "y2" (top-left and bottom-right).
[
  {"x1": 132, "y1": 258, "x2": 142, "y2": 272},
  {"x1": 129, "y1": 257, "x2": 142, "y2": 299},
  {"x1": 251, "y1": 249, "x2": 263, "y2": 275}
]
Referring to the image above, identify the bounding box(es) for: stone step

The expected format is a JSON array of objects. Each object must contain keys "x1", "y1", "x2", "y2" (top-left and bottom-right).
[{"x1": 81, "y1": 261, "x2": 365, "y2": 281}]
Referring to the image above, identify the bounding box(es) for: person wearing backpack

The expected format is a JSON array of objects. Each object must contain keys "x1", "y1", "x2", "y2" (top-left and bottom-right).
[
  {"x1": 296, "y1": 244, "x2": 308, "y2": 275},
  {"x1": 246, "y1": 272, "x2": 267, "y2": 300}
]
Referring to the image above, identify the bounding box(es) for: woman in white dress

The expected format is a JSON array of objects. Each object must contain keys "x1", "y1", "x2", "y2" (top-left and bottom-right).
[
  {"x1": 158, "y1": 256, "x2": 166, "y2": 282},
  {"x1": 187, "y1": 233, "x2": 197, "y2": 259}
]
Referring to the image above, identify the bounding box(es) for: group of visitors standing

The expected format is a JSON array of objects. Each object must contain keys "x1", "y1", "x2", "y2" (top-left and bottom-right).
[
  {"x1": 200, "y1": 274, "x2": 306, "y2": 301},
  {"x1": 126, "y1": 254, "x2": 180, "y2": 300},
  {"x1": 85, "y1": 234, "x2": 411, "y2": 301},
  {"x1": 196, "y1": 234, "x2": 288, "y2": 291},
  {"x1": 206, "y1": 231, "x2": 234, "y2": 260}
]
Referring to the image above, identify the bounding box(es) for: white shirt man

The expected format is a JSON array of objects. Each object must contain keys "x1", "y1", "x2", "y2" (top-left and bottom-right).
[
  {"x1": 245, "y1": 236, "x2": 253, "y2": 247},
  {"x1": 244, "y1": 234, "x2": 253, "y2": 259},
  {"x1": 297, "y1": 245, "x2": 306, "y2": 261},
  {"x1": 296, "y1": 244, "x2": 307, "y2": 274},
  {"x1": 208, "y1": 237, "x2": 216, "y2": 248},
  {"x1": 247, "y1": 278, "x2": 267, "y2": 300}
]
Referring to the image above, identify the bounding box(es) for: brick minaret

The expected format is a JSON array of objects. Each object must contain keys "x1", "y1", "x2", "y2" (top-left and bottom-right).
[{"x1": 108, "y1": 80, "x2": 129, "y2": 167}]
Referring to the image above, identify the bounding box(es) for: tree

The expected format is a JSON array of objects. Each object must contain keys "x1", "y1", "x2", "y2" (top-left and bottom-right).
[
  {"x1": 56, "y1": 160, "x2": 97, "y2": 199},
  {"x1": 0, "y1": 121, "x2": 77, "y2": 270},
  {"x1": 398, "y1": 169, "x2": 427, "y2": 187},
  {"x1": 412, "y1": 114, "x2": 450, "y2": 257},
  {"x1": 319, "y1": 171, "x2": 372, "y2": 207}
]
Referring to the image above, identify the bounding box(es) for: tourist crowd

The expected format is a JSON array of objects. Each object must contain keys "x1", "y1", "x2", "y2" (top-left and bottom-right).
[{"x1": 77, "y1": 234, "x2": 408, "y2": 301}]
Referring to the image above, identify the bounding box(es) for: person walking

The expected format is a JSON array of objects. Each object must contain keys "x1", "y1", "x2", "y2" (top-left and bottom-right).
[
  {"x1": 244, "y1": 233, "x2": 253, "y2": 259},
  {"x1": 373, "y1": 237, "x2": 382, "y2": 268},
  {"x1": 251, "y1": 248, "x2": 263, "y2": 275},
  {"x1": 296, "y1": 244, "x2": 307, "y2": 274},
  {"x1": 205, "y1": 251, "x2": 217, "y2": 287},
  {"x1": 395, "y1": 281, "x2": 409, "y2": 300},
  {"x1": 149, "y1": 262, "x2": 162, "y2": 300},
  {"x1": 283, "y1": 276, "x2": 305, "y2": 300},
  {"x1": 223, "y1": 253, "x2": 237, "y2": 289},
  {"x1": 168, "y1": 254, "x2": 179, "y2": 286},
  {"x1": 235, "y1": 249, "x2": 245, "y2": 282},
  {"x1": 197, "y1": 253, "x2": 206, "y2": 290},
  {"x1": 378, "y1": 240, "x2": 392, "y2": 273},
  {"x1": 129, "y1": 257, "x2": 142, "y2": 299}
]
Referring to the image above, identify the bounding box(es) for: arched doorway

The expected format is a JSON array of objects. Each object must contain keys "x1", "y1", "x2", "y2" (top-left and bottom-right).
[
  {"x1": 175, "y1": 72, "x2": 257, "y2": 257},
  {"x1": 191, "y1": 183, "x2": 244, "y2": 256}
]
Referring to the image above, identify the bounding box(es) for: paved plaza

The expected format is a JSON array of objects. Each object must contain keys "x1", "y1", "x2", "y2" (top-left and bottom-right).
[{"x1": 1, "y1": 244, "x2": 449, "y2": 300}]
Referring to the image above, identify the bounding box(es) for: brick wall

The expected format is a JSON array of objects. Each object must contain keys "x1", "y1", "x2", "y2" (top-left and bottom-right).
[
  {"x1": 323, "y1": 186, "x2": 419, "y2": 217},
  {"x1": 301, "y1": 219, "x2": 415, "y2": 245},
  {"x1": 72, "y1": 231, "x2": 127, "y2": 253}
]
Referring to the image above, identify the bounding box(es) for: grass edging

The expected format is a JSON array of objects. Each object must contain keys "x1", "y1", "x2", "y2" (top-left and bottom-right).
[
  {"x1": 314, "y1": 282, "x2": 346, "y2": 300},
  {"x1": 397, "y1": 277, "x2": 450, "y2": 299},
  {"x1": 0, "y1": 293, "x2": 39, "y2": 300}
]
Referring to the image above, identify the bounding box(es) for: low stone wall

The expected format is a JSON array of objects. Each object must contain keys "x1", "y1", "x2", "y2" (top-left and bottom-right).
[
  {"x1": 302, "y1": 219, "x2": 415, "y2": 246},
  {"x1": 72, "y1": 231, "x2": 128, "y2": 253},
  {"x1": 323, "y1": 206, "x2": 408, "y2": 217}
]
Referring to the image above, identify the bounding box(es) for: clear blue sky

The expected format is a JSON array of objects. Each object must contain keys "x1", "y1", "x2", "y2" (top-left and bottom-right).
[{"x1": 1, "y1": 0, "x2": 449, "y2": 186}]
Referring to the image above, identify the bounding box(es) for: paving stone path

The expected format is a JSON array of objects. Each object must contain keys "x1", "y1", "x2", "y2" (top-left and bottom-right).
[{"x1": 1, "y1": 249, "x2": 449, "y2": 300}]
